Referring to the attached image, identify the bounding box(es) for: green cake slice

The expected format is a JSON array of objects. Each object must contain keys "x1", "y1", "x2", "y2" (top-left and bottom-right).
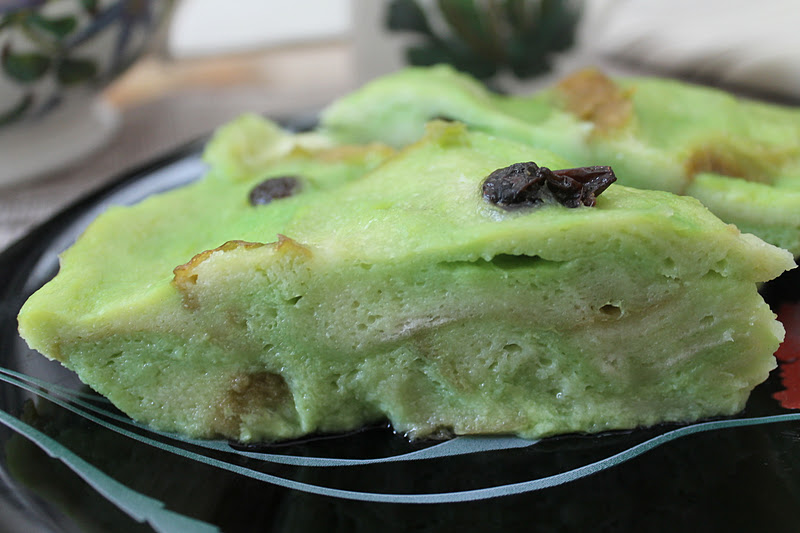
[
  {"x1": 18, "y1": 118, "x2": 794, "y2": 442},
  {"x1": 321, "y1": 66, "x2": 800, "y2": 256}
]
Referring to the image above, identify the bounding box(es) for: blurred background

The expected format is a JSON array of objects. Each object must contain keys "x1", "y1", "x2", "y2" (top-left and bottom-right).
[{"x1": 1, "y1": 0, "x2": 798, "y2": 250}]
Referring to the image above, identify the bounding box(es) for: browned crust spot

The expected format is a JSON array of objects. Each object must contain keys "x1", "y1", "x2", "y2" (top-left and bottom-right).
[
  {"x1": 316, "y1": 143, "x2": 395, "y2": 163},
  {"x1": 172, "y1": 236, "x2": 311, "y2": 308},
  {"x1": 172, "y1": 240, "x2": 265, "y2": 301},
  {"x1": 212, "y1": 371, "x2": 294, "y2": 438},
  {"x1": 274, "y1": 233, "x2": 312, "y2": 257},
  {"x1": 556, "y1": 68, "x2": 633, "y2": 135},
  {"x1": 684, "y1": 144, "x2": 778, "y2": 185}
]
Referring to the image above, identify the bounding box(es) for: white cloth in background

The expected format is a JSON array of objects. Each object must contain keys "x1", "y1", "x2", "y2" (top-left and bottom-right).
[{"x1": 576, "y1": 0, "x2": 800, "y2": 99}]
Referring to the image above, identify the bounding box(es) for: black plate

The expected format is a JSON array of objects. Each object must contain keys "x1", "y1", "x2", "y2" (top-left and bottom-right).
[{"x1": 2, "y1": 142, "x2": 800, "y2": 533}]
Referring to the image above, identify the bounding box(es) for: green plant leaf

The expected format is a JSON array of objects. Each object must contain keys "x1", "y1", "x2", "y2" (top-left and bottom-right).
[
  {"x1": 506, "y1": 0, "x2": 579, "y2": 77},
  {"x1": 389, "y1": 0, "x2": 581, "y2": 81},
  {"x1": 539, "y1": 0, "x2": 581, "y2": 48},
  {"x1": 407, "y1": 42, "x2": 498, "y2": 80},
  {"x1": 0, "y1": 92, "x2": 33, "y2": 127},
  {"x1": 0, "y1": 14, "x2": 14, "y2": 33},
  {"x1": 504, "y1": 0, "x2": 530, "y2": 32},
  {"x1": 1, "y1": 43, "x2": 51, "y2": 83},
  {"x1": 28, "y1": 13, "x2": 78, "y2": 39},
  {"x1": 81, "y1": 0, "x2": 100, "y2": 15},
  {"x1": 57, "y1": 57, "x2": 97, "y2": 85},
  {"x1": 437, "y1": 0, "x2": 498, "y2": 58},
  {"x1": 386, "y1": 0, "x2": 433, "y2": 34},
  {"x1": 406, "y1": 44, "x2": 452, "y2": 67}
]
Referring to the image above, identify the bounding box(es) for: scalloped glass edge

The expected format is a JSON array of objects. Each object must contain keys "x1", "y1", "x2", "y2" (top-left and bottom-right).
[{"x1": 4, "y1": 365, "x2": 800, "y2": 512}]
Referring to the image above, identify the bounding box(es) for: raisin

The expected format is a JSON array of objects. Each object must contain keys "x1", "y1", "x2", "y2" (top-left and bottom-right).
[
  {"x1": 249, "y1": 176, "x2": 301, "y2": 206},
  {"x1": 482, "y1": 162, "x2": 615, "y2": 209}
]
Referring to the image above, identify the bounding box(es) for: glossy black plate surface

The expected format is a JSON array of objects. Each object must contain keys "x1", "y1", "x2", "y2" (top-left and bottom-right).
[{"x1": 1, "y1": 142, "x2": 800, "y2": 533}]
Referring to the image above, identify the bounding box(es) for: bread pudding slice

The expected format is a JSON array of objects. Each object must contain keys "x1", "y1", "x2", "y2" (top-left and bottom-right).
[
  {"x1": 18, "y1": 119, "x2": 794, "y2": 442},
  {"x1": 321, "y1": 66, "x2": 800, "y2": 256}
]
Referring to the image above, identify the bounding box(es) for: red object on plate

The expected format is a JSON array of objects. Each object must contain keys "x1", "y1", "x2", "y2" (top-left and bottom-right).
[{"x1": 773, "y1": 303, "x2": 800, "y2": 408}]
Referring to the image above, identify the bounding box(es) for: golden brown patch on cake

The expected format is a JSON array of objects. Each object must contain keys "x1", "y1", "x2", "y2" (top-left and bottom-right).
[
  {"x1": 684, "y1": 143, "x2": 781, "y2": 185},
  {"x1": 211, "y1": 371, "x2": 294, "y2": 437},
  {"x1": 316, "y1": 143, "x2": 395, "y2": 163},
  {"x1": 172, "y1": 236, "x2": 311, "y2": 309},
  {"x1": 556, "y1": 68, "x2": 633, "y2": 135},
  {"x1": 273, "y1": 233, "x2": 312, "y2": 257},
  {"x1": 173, "y1": 240, "x2": 265, "y2": 308}
]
